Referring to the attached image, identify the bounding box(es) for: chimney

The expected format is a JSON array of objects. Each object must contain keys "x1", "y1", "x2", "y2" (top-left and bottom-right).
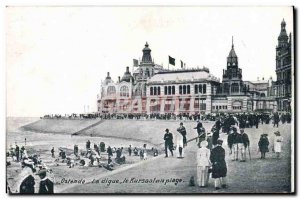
[
  {"x1": 118, "y1": 76, "x2": 120, "y2": 82},
  {"x1": 107, "y1": 72, "x2": 110, "y2": 77},
  {"x1": 126, "y1": 66, "x2": 129, "y2": 73}
]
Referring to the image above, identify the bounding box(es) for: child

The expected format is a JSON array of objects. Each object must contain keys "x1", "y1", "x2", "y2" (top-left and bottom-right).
[
  {"x1": 258, "y1": 134, "x2": 269, "y2": 159},
  {"x1": 273, "y1": 131, "x2": 283, "y2": 158}
]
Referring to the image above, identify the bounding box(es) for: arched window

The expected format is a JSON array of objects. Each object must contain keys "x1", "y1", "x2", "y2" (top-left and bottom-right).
[
  {"x1": 154, "y1": 87, "x2": 157, "y2": 95},
  {"x1": 158, "y1": 87, "x2": 161, "y2": 95},
  {"x1": 179, "y1": 85, "x2": 182, "y2": 94},
  {"x1": 120, "y1": 86, "x2": 129, "y2": 97},
  {"x1": 107, "y1": 86, "x2": 116, "y2": 96},
  {"x1": 172, "y1": 86, "x2": 175, "y2": 95},
  {"x1": 260, "y1": 93, "x2": 266, "y2": 98},
  {"x1": 183, "y1": 85, "x2": 186, "y2": 94},
  {"x1": 187, "y1": 85, "x2": 190, "y2": 94},
  {"x1": 203, "y1": 84, "x2": 206, "y2": 94},
  {"x1": 195, "y1": 85, "x2": 198, "y2": 94},
  {"x1": 168, "y1": 86, "x2": 171, "y2": 95},
  {"x1": 150, "y1": 87, "x2": 153, "y2": 96},
  {"x1": 164, "y1": 86, "x2": 167, "y2": 95},
  {"x1": 199, "y1": 84, "x2": 202, "y2": 93}
]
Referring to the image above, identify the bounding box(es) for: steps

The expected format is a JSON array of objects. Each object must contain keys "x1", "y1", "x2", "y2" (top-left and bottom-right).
[{"x1": 72, "y1": 120, "x2": 106, "y2": 136}]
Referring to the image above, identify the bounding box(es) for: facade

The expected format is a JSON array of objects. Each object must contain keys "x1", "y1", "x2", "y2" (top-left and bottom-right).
[
  {"x1": 97, "y1": 20, "x2": 291, "y2": 114},
  {"x1": 270, "y1": 19, "x2": 292, "y2": 112}
]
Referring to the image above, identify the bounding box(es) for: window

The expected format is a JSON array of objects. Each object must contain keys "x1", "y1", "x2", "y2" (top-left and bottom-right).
[
  {"x1": 179, "y1": 85, "x2": 182, "y2": 94},
  {"x1": 231, "y1": 83, "x2": 239, "y2": 93},
  {"x1": 183, "y1": 85, "x2": 186, "y2": 94},
  {"x1": 164, "y1": 86, "x2": 167, "y2": 95},
  {"x1": 150, "y1": 87, "x2": 153, "y2": 95},
  {"x1": 195, "y1": 85, "x2": 198, "y2": 94},
  {"x1": 158, "y1": 87, "x2": 161, "y2": 95},
  {"x1": 168, "y1": 86, "x2": 171, "y2": 95},
  {"x1": 154, "y1": 87, "x2": 157, "y2": 95},
  {"x1": 203, "y1": 84, "x2": 206, "y2": 94},
  {"x1": 199, "y1": 84, "x2": 202, "y2": 93},
  {"x1": 187, "y1": 85, "x2": 190, "y2": 94},
  {"x1": 172, "y1": 86, "x2": 175, "y2": 95},
  {"x1": 107, "y1": 86, "x2": 116, "y2": 96},
  {"x1": 120, "y1": 86, "x2": 129, "y2": 97}
]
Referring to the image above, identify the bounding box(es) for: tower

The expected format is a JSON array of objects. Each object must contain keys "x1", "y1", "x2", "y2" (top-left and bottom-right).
[
  {"x1": 222, "y1": 37, "x2": 244, "y2": 95},
  {"x1": 274, "y1": 19, "x2": 292, "y2": 111}
]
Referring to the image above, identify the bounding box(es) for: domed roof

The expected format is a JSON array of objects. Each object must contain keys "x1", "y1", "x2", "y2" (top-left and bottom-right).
[{"x1": 121, "y1": 67, "x2": 133, "y2": 83}]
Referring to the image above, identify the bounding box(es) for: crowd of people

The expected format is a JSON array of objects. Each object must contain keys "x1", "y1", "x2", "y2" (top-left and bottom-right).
[
  {"x1": 192, "y1": 115, "x2": 285, "y2": 190},
  {"x1": 6, "y1": 137, "x2": 161, "y2": 194},
  {"x1": 41, "y1": 112, "x2": 292, "y2": 127}
]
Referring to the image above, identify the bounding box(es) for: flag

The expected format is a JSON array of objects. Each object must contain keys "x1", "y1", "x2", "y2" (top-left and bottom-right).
[
  {"x1": 180, "y1": 60, "x2": 183, "y2": 68},
  {"x1": 169, "y1": 56, "x2": 175, "y2": 66},
  {"x1": 133, "y1": 59, "x2": 138, "y2": 67}
]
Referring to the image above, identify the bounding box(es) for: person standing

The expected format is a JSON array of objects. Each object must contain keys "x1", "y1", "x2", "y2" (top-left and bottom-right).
[
  {"x1": 163, "y1": 129, "x2": 173, "y2": 157},
  {"x1": 51, "y1": 147, "x2": 55, "y2": 158},
  {"x1": 227, "y1": 127, "x2": 239, "y2": 161},
  {"x1": 176, "y1": 133, "x2": 184, "y2": 158},
  {"x1": 128, "y1": 145, "x2": 132, "y2": 156},
  {"x1": 258, "y1": 134, "x2": 269, "y2": 159},
  {"x1": 236, "y1": 129, "x2": 250, "y2": 162},
  {"x1": 86, "y1": 140, "x2": 91, "y2": 150},
  {"x1": 37, "y1": 169, "x2": 54, "y2": 194},
  {"x1": 15, "y1": 145, "x2": 20, "y2": 162},
  {"x1": 210, "y1": 139, "x2": 227, "y2": 190},
  {"x1": 273, "y1": 112, "x2": 280, "y2": 128},
  {"x1": 273, "y1": 131, "x2": 283, "y2": 159},
  {"x1": 196, "y1": 141, "x2": 211, "y2": 187},
  {"x1": 74, "y1": 145, "x2": 79, "y2": 156},
  {"x1": 177, "y1": 122, "x2": 187, "y2": 147}
]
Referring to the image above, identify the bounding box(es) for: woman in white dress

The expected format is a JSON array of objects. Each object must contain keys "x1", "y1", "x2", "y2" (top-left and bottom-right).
[
  {"x1": 176, "y1": 133, "x2": 184, "y2": 158},
  {"x1": 196, "y1": 141, "x2": 211, "y2": 187},
  {"x1": 273, "y1": 131, "x2": 283, "y2": 158}
]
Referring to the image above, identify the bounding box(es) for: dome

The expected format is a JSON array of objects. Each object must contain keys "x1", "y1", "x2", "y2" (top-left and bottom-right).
[{"x1": 121, "y1": 67, "x2": 133, "y2": 82}]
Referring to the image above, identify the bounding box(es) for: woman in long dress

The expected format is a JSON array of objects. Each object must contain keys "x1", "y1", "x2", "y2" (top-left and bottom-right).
[
  {"x1": 196, "y1": 141, "x2": 211, "y2": 187},
  {"x1": 176, "y1": 133, "x2": 184, "y2": 158},
  {"x1": 273, "y1": 131, "x2": 283, "y2": 158}
]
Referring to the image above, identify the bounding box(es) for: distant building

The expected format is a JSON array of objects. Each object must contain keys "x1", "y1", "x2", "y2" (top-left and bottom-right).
[
  {"x1": 97, "y1": 20, "x2": 292, "y2": 114},
  {"x1": 270, "y1": 19, "x2": 292, "y2": 112}
]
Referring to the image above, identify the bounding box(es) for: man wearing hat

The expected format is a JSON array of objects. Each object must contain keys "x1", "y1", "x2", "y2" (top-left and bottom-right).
[
  {"x1": 227, "y1": 126, "x2": 239, "y2": 161},
  {"x1": 236, "y1": 128, "x2": 250, "y2": 162},
  {"x1": 177, "y1": 122, "x2": 187, "y2": 147},
  {"x1": 194, "y1": 120, "x2": 206, "y2": 147},
  {"x1": 163, "y1": 129, "x2": 174, "y2": 157},
  {"x1": 210, "y1": 139, "x2": 227, "y2": 190},
  {"x1": 18, "y1": 157, "x2": 36, "y2": 194},
  {"x1": 273, "y1": 131, "x2": 283, "y2": 159},
  {"x1": 37, "y1": 169, "x2": 54, "y2": 194}
]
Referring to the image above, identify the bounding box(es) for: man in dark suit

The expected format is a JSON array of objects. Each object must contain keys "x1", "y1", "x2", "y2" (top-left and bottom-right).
[
  {"x1": 163, "y1": 129, "x2": 173, "y2": 157},
  {"x1": 210, "y1": 139, "x2": 227, "y2": 190},
  {"x1": 37, "y1": 169, "x2": 54, "y2": 194}
]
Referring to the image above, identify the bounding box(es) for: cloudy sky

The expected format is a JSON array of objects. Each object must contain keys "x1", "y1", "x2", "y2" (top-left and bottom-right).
[{"x1": 6, "y1": 6, "x2": 293, "y2": 117}]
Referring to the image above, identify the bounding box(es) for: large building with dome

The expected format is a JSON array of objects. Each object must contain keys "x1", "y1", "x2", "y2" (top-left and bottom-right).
[{"x1": 97, "y1": 20, "x2": 292, "y2": 114}]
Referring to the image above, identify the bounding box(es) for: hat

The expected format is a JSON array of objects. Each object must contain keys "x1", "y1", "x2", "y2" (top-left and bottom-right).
[
  {"x1": 165, "y1": 128, "x2": 169, "y2": 132},
  {"x1": 274, "y1": 131, "x2": 281, "y2": 136},
  {"x1": 200, "y1": 141, "x2": 208, "y2": 148},
  {"x1": 196, "y1": 120, "x2": 200, "y2": 122},
  {"x1": 180, "y1": 122, "x2": 183, "y2": 125},
  {"x1": 37, "y1": 169, "x2": 47, "y2": 176},
  {"x1": 217, "y1": 139, "x2": 223, "y2": 145}
]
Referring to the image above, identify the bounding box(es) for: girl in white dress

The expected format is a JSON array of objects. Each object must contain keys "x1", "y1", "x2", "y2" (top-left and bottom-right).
[
  {"x1": 273, "y1": 131, "x2": 283, "y2": 158},
  {"x1": 196, "y1": 141, "x2": 211, "y2": 187}
]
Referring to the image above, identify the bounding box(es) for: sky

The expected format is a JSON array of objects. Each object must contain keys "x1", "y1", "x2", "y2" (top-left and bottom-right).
[{"x1": 6, "y1": 6, "x2": 293, "y2": 117}]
